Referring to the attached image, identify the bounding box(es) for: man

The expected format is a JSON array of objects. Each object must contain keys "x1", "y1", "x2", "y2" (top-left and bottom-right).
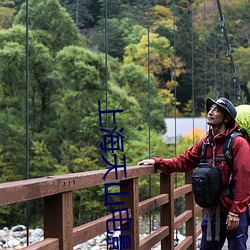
[{"x1": 138, "y1": 97, "x2": 250, "y2": 250}]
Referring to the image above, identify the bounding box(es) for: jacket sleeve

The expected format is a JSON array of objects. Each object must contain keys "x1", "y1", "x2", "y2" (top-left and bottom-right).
[
  {"x1": 229, "y1": 136, "x2": 250, "y2": 215},
  {"x1": 153, "y1": 140, "x2": 203, "y2": 174}
]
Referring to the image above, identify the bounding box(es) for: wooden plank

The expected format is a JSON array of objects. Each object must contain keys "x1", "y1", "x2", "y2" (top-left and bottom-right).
[
  {"x1": 57, "y1": 165, "x2": 156, "y2": 192},
  {"x1": 139, "y1": 226, "x2": 169, "y2": 250},
  {"x1": 73, "y1": 209, "x2": 131, "y2": 246},
  {"x1": 139, "y1": 194, "x2": 169, "y2": 215},
  {"x1": 161, "y1": 173, "x2": 174, "y2": 250},
  {"x1": 174, "y1": 210, "x2": 192, "y2": 229},
  {"x1": 120, "y1": 178, "x2": 140, "y2": 250},
  {"x1": 44, "y1": 192, "x2": 73, "y2": 250},
  {"x1": 22, "y1": 238, "x2": 59, "y2": 250},
  {"x1": 185, "y1": 171, "x2": 196, "y2": 250},
  {"x1": 175, "y1": 236, "x2": 193, "y2": 250},
  {"x1": 196, "y1": 226, "x2": 202, "y2": 237},
  {"x1": 195, "y1": 204, "x2": 203, "y2": 213},
  {"x1": 0, "y1": 165, "x2": 156, "y2": 206},
  {"x1": 0, "y1": 177, "x2": 59, "y2": 206},
  {"x1": 174, "y1": 184, "x2": 192, "y2": 199}
]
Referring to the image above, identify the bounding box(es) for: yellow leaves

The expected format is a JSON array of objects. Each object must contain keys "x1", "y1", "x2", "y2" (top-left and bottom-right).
[
  {"x1": 124, "y1": 32, "x2": 174, "y2": 75},
  {"x1": 166, "y1": 80, "x2": 180, "y2": 91},
  {"x1": 176, "y1": 128, "x2": 205, "y2": 156},
  {"x1": 149, "y1": 5, "x2": 174, "y2": 32},
  {"x1": 183, "y1": 99, "x2": 193, "y2": 115},
  {"x1": 124, "y1": 31, "x2": 185, "y2": 84},
  {"x1": 0, "y1": 7, "x2": 15, "y2": 29},
  {"x1": 184, "y1": 128, "x2": 205, "y2": 141},
  {"x1": 152, "y1": 5, "x2": 173, "y2": 19},
  {"x1": 158, "y1": 87, "x2": 181, "y2": 117},
  {"x1": 158, "y1": 88, "x2": 174, "y2": 105},
  {"x1": 174, "y1": 56, "x2": 186, "y2": 77},
  {"x1": 200, "y1": 112, "x2": 207, "y2": 118}
]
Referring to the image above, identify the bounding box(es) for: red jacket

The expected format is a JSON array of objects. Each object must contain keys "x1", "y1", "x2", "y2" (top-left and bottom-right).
[{"x1": 154, "y1": 124, "x2": 250, "y2": 216}]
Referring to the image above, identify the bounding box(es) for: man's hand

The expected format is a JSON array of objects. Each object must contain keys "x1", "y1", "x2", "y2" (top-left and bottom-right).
[
  {"x1": 137, "y1": 159, "x2": 155, "y2": 166},
  {"x1": 226, "y1": 213, "x2": 240, "y2": 230}
]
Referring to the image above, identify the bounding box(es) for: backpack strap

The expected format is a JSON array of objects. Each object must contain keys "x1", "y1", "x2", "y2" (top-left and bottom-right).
[
  {"x1": 223, "y1": 131, "x2": 242, "y2": 169},
  {"x1": 201, "y1": 141, "x2": 225, "y2": 163},
  {"x1": 200, "y1": 142, "x2": 208, "y2": 163},
  {"x1": 223, "y1": 132, "x2": 242, "y2": 200}
]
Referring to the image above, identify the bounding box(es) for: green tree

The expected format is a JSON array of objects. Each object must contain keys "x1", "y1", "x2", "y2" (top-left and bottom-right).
[
  {"x1": 49, "y1": 46, "x2": 142, "y2": 168},
  {"x1": 86, "y1": 17, "x2": 138, "y2": 60},
  {"x1": 61, "y1": 0, "x2": 101, "y2": 29},
  {"x1": 0, "y1": 24, "x2": 56, "y2": 138},
  {"x1": 234, "y1": 46, "x2": 250, "y2": 102},
  {"x1": 30, "y1": 141, "x2": 57, "y2": 177},
  {"x1": 124, "y1": 31, "x2": 185, "y2": 88},
  {"x1": 14, "y1": 0, "x2": 84, "y2": 52},
  {"x1": 116, "y1": 63, "x2": 165, "y2": 132}
]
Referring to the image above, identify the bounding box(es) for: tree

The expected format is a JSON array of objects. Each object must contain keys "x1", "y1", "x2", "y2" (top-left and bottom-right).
[
  {"x1": 148, "y1": 5, "x2": 174, "y2": 33},
  {"x1": 49, "y1": 46, "x2": 142, "y2": 167},
  {"x1": 124, "y1": 31, "x2": 185, "y2": 87},
  {"x1": 116, "y1": 63, "x2": 166, "y2": 132},
  {"x1": 61, "y1": 0, "x2": 101, "y2": 29},
  {"x1": 0, "y1": 6, "x2": 15, "y2": 29},
  {"x1": 234, "y1": 46, "x2": 250, "y2": 102},
  {"x1": 86, "y1": 17, "x2": 140, "y2": 60},
  {"x1": 14, "y1": 0, "x2": 84, "y2": 52},
  {"x1": 123, "y1": 31, "x2": 185, "y2": 116},
  {"x1": 0, "y1": 24, "x2": 56, "y2": 132}
]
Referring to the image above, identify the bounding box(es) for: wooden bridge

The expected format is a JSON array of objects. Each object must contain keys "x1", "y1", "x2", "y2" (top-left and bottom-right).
[{"x1": 0, "y1": 164, "x2": 204, "y2": 250}]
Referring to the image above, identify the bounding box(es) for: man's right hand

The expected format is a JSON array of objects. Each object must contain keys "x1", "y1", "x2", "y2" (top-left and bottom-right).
[{"x1": 137, "y1": 159, "x2": 155, "y2": 166}]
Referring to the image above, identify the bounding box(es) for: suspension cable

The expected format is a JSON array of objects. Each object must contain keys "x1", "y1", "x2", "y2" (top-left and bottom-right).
[
  {"x1": 218, "y1": 32, "x2": 225, "y2": 96},
  {"x1": 25, "y1": 0, "x2": 29, "y2": 182},
  {"x1": 203, "y1": 0, "x2": 207, "y2": 97},
  {"x1": 172, "y1": 0, "x2": 179, "y2": 246},
  {"x1": 25, "y1": 0, "x2": 30, "y2": 246},
  {"x1": 216, "y1": 0, "x2": 242, "y2": 104},
  {"x1": 213, "y1": 0, "x2": 217, "y2": 94},
  {"x1": 173, "y1": 1, "x2": 177, "y2": 158},
  {"x1": 105, "y1": 0, "x2": 108, "y2": 126},
  {"x1": 104, "y1": 1, "x2": 109, "y2": 249},
  {"x1": 191, "y1": 0, "x2": 195, "y2": 144},
  {"x1": 147, "y1": 0, "x2": 152, "y2": 235}
]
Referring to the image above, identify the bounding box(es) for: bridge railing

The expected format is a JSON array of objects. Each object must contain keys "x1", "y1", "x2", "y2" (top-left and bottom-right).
[{"x1": 0, "y1": 165, "x2": 203, "y2": 250}]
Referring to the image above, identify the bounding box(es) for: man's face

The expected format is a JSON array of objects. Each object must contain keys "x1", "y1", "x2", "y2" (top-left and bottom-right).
[{"x1": 207, "y1": 104, "x2": 226, "y2": 127}]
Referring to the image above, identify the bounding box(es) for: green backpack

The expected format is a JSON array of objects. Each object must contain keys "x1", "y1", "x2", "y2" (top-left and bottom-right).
[{"x1": 235, "y1": 105, "x2": 250, "y2": 142}]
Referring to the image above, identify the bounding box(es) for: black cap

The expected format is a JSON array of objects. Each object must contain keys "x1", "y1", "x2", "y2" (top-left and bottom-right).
[{"x1": 206, "y1": 97, "x2": 237, "y2": 119}]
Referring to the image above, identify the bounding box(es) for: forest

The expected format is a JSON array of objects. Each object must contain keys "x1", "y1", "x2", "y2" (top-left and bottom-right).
[{"x1": 0, "y1": 0, "x2": 249, "y2": 228}]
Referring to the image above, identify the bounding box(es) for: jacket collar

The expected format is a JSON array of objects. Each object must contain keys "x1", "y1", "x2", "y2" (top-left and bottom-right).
[{"x1": 207, "y1": 124, "x2": 239, "y2": 143}]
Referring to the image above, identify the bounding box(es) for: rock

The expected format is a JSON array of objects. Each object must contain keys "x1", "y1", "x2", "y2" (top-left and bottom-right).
[
  {"x1": 92, "y1": 245, "x2": 101, "y2": 250},
  {"x1": 0, "y1": 225, "x2": 189, "y2": 249},
  {"x1": 30, "y1": 228, "x2": 43, "y2": 238},
  {"x1": 0, "y1": 230, "x2": 7, "y2": 238},
  {"x1": 95, "y1": 234, "x2": 106, "y2": 244},
  {"x1": 11, "y1": 226, "x2": 26, "y2": 232},
  {"x1": 7, "y1": 239, "x2": 20, "y2": 247}
]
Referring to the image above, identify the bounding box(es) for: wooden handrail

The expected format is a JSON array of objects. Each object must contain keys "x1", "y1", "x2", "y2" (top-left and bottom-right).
[{"x1": 0, "y1": 165, "x2": 203, "y2": 250}]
